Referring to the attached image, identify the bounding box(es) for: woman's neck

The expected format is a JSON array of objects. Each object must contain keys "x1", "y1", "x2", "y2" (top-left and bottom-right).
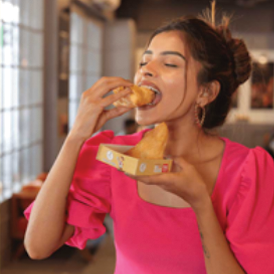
[{"x1": 163, "y1": 120, "x2": 218, "y2": 164}]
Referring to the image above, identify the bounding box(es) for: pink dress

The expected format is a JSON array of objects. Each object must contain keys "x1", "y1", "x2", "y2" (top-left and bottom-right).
[{"x1": 24, "y1": 129, "x2": 274, "y2": 274}]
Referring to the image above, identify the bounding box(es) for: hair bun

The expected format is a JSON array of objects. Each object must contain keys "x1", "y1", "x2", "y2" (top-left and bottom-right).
[
  {"x1": 229, "y1": 38, "x2": 252, "y2": 85},
  {"x1": 216, "y1": 25, "x2": 251, "y2": 86}
]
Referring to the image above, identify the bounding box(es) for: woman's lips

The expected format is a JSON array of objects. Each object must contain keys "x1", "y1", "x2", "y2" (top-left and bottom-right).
[
  {"x1": 138, "y1": 92, "x2": 162, "y2": 110},
  {"x1": 137, "y1": 81, "x2": 162, "y2": 109},
  {"x1": 138, "y1": 81, "x2": 161, "y2": 94}
]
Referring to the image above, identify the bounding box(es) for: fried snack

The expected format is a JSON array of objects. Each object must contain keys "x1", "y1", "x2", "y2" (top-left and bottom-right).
[
  {"x1": 125, "y1": 122, "x2": 169, "y2": 159},
  {"x1": 113, "y1": 85, "x2": 155, "y2": 108}
]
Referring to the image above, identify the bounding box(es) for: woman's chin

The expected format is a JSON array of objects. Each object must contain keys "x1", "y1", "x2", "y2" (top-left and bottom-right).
[
  {"x1": 135, "y1": 113, "x2": 162, "y2": 126},
  {"x1": 135, "y1": 115, "x2": 152, "y2": 126},
  {"x1": 135, "y1": 104, "x2": 171, "y2": 125},
  {"x1": 135, "y1": 118, "x2": 151, "y2": 126}
]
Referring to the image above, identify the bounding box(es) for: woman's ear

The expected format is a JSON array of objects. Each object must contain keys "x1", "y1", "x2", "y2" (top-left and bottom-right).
[{"x1": 196, "y1": 80, "x2": 220, "y2": 107}]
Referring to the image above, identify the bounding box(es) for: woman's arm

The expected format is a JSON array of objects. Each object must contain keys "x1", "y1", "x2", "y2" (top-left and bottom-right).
[
  {"x1": 24, "y1": 77, "x2": 132, "y2": 259},
  {"x1": 24, "y1": 135, "x2": 85, "y2": 259},
  {"x1": 194, "y1": 198, "x2": 246, "y2": 274}
]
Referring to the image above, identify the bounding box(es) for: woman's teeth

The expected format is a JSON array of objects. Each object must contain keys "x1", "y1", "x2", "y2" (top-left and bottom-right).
[
  {"x1": 140, "y1": 85, "x2": 161, "y2": 106},
  {"x1": 141, "y1": 85, "x2": 161, "y2": 95}
]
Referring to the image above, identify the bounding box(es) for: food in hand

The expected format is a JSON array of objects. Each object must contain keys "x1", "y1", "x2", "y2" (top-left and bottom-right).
[
  {"x1": 113, "y1": 85, "x2": 156, "y2": 108},
  {"x1": 125, "y1": 122, "x2": 169, "y2": 159}
]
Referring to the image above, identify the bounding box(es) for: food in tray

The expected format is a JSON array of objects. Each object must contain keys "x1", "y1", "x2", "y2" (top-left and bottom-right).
[{"x1": 125, "y1": 122, "x2": 169, "y2": 159}]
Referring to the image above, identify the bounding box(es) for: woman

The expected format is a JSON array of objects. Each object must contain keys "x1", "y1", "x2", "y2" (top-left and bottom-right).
[{"x1": 24, "y1": 6, "x2": 274, "y2": 274}]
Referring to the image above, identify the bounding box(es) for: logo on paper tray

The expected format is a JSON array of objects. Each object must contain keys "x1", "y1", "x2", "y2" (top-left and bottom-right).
[
  {"x1": 154, "y1": 164, "x2": 169, "y2": 173},
  {"x1": 106, "y1": 150, "x2": 114, "y2": 160},
  {"x1": 154, "y1": 165, "x2": 162, "y2": 173},
  {"x1": 139, "y1": 163, "x2": 147, "y2": 173},
  {"x1": 117, "y1": 156, "x2": 125, "y2": 170},
  {"x1": 162, "y1": 164, "x2": 169, "y2": 173}
]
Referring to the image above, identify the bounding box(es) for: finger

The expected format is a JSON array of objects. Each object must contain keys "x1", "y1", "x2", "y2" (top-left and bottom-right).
[
  {"x1": 88, "y1": 76, "x2": 131, "y2": 91},
  {"x1": 101, "y1": 87, "x2": 133, "y2": 108},
  {"x1": 88, "y1": 77, "x2": 133, "y2": 98}
]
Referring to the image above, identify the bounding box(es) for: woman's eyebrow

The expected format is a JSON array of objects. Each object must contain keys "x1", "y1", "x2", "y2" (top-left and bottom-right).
[{"x1": 143, "y1": 50, "x2": 186, "y2": 60}]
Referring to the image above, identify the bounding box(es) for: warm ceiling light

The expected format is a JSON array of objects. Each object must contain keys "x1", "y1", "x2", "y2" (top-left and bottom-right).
[{"x1": 258, "y1": 55, "x2": 268, "y2": 65}]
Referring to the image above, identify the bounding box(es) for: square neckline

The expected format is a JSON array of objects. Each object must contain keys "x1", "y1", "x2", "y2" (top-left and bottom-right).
[{"x1": 133, "y1": 128, "x2": 228, "y2": 211}]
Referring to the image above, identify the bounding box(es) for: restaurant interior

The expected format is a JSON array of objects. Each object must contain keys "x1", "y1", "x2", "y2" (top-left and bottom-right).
[{"x1": 0, "y1": 0, "x2": 274, "y2": 273}]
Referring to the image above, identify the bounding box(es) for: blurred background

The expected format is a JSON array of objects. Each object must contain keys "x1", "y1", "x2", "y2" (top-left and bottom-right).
[{"x1": 0, "y1": 0, "x2": 274, "y2": 273}]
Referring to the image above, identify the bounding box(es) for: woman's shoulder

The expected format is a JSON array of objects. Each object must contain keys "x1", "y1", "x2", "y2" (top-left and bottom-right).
[
  {"x1": 222, "y1": 137, "x2": 250, "y2": 158},
  {"x1": 223, "y1": 136, "x2": 273, "y2": 167},
  {"x1": 220, "y1": 137, "x2": 274, "y2": 198},
  {"x1": 215, "y1": 137, "x2": 273, "y2": 202},
  {"x1": 220, "y1": 137, "x2": 251, "y2": 176}
]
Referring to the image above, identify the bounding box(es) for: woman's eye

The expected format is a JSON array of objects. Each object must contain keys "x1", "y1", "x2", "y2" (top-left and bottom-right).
[
  {"x1": 165, "y1": 64, "x2": 177, "y2": 68},
  {"x1": 139, "y1": 62, "x2": 177, "y2": 68},
  {"x1": 139, "y1": 62, "x2": 147, "y2": 67}
]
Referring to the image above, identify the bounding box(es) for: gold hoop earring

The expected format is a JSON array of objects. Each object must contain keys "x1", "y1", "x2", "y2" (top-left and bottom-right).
[{"x1": 194, "y1": 103, "x2": 206, "y2": 128}]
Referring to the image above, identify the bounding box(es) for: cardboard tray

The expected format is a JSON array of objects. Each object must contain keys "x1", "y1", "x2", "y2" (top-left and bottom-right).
[{"x1": 96, "y1": 144, "x2": 173, "y2": 175}]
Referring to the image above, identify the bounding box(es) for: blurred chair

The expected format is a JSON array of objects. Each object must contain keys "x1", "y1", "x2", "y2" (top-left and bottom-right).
[
  {"x1": 11, "y1": 175, "x2": 44, "y2": 260},
  {"x1": 11, "y1": 172, "x2": 106, "y2": 262}
]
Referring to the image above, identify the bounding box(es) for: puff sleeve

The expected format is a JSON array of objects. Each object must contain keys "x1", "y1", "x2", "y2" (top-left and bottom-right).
[
  {"x1": 225, "y1": 147, "x2": 274, "y2": 274},
  {"x1": 24, "y1": 130, "x2": 114, "y2": 250}
]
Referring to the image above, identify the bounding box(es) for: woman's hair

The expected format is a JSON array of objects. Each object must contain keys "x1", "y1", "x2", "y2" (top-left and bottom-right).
[{"x1": 147, "y1": 5, "x2": 252, "y2": 129}]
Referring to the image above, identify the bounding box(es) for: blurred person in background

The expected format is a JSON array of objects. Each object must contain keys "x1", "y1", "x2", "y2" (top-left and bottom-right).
[
  {"x1": 23, "y1": 2, "x2": 274, "y2": 274},
  {"x1": 116, "y1": 118, "x2": 138, "y2": 135}
]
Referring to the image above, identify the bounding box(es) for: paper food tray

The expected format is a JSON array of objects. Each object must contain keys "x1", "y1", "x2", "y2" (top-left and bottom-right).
[{"x1": 96, "y1": 144, "x2": 173, "y2": 176}]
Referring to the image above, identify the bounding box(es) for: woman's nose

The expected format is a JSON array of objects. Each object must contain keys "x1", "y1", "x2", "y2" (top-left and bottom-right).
[
  {"x1": 140, "y1": 61, "x2": 157, "y2": 77},
  {"x1": 143, "y1": 70, "x2": 153, "y2": 77}
]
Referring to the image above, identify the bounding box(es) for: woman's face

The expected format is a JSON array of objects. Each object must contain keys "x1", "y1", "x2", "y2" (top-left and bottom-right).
[{"x1": 134, "y1": 30, "x2": 202, "y2": 126}]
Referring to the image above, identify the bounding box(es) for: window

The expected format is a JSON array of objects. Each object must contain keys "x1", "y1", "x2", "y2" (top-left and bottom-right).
[
  {"x1": 69, "y1": 11, "x2": 103, "y2": 130},
  {"x1": 0, "y1": 0, "x2": 44, "y2": 202}
]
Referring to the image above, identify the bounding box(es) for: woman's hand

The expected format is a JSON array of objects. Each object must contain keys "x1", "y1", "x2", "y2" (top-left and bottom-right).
[
  {"x1": 126, "y1": 157, "x2": 211, "y2": 212},
  {"x1": 68, "y1": 77, "x2": 133, "y2": 142}
]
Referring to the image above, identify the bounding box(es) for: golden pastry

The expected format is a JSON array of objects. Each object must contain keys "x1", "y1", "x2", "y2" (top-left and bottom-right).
[
  {"x1": 125, "y1": 122, "x2": 169, "y2": 159},
  {"x1": 113, "y1": 85, "x2": 155, "y2": 108}
]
